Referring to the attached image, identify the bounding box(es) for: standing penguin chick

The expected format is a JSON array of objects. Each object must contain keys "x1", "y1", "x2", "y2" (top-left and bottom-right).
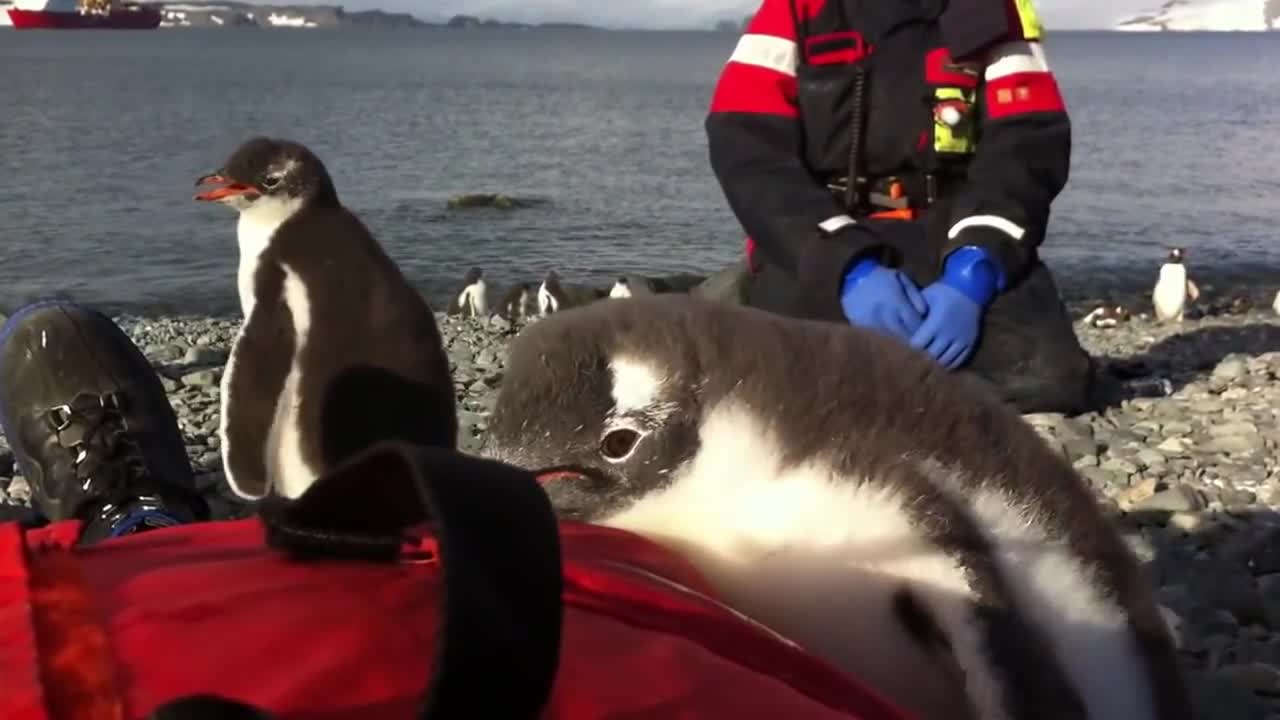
[
  {"x1": 446, "y1": 267, "x2": 488, "y2": 318},
  {"x1": 1152, "y1": 248, "x2": 1199, "y2": 322},
  {"x1": 498, "y1": 282, "x2": 534, "y2": 321},
  {"x1": 536, "y1": 270, "x2": 565, "y2": 317},
  {"x1": 195, "y1": 137, "x2": 456, "y2": 501},
  {"x1": 482, "y1": 295, "x2": 1191, "y2": 720}
]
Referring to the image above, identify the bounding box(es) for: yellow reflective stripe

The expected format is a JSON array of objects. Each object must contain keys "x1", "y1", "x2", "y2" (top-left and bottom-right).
[
  {"x1": 933, "y1": 88, "x2": 975, "y2": 155},
  {"x1": 1011, "y1": 0, "x2": 1044, "y2": 40}
]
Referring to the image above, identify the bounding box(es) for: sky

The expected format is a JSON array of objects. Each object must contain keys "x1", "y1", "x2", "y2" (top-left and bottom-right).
[{"x1": 342, "y1": 0, "x2": 1165, "y2": 30}]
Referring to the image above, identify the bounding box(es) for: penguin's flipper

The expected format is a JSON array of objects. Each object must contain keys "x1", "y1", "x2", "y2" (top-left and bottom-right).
[
  {"x1": 886, "y1": 462, "x2": 1090, "y2": 720},
  {"x1": 1185, "y1": 278, "x2": 1200, "y2": 303},
  {"x1": 220, "y1": 281, "x2": 296, "y2": 501},
  {"x1": 320, "y1": 364, "x2": 458, "y2": 470}
]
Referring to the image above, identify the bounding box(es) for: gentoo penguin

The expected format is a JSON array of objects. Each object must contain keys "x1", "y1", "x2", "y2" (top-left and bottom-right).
[
  {"x1": 536, "y1": 270, "x2": 605, "y2": 317},
  {"x1": 1152, "y1": 248, "x2": 1199, "y2": 323},
  {"x1": 497, "y1": 282, "x2": 534, "y2": 321},
  {"x1": 608, "y1": 275, "x2": 658, "y2": 299},
  {"x1": 611, "y1": 272, "x2": 707, "y2": 297},
  {"x1": 194, "y1": 137, "x2": 456, "y2": 501},
  {"x1": 1273, "y1": 289, "x2": 1280, "y2": 317},
  {"x1": 481, "y1": 295, "x2": 1191, "y2": 720},
  {"x1": 609, "y1": 276, "x2": 634, "y2": 299},
  {"x1": 446, "y1": 266, "x2": 488, "y2": 318}
]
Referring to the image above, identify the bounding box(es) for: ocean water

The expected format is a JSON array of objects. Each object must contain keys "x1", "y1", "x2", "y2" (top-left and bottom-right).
[{"x1": 2, "y1": 28, "x2": 1278, "y2": 315}]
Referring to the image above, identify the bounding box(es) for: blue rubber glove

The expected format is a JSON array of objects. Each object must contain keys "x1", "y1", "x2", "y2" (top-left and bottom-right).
[
  {"x1": 840, "y1": 258, "x2": 929, "y2": 341},
  {"x1": 907, "y1": 246, "x2": 1007, "y2": 370}
]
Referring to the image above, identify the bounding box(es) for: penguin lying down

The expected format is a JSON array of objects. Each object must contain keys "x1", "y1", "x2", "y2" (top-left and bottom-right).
[{"x1": 481, "y1": 294, "x2": 1191, "y2": 720}]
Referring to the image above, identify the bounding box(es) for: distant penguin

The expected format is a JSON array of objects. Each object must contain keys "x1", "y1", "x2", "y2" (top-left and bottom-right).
[
  {"x1": 498, "y1": 282, "x2": 534, "y2": 321},
  {"x1": 195, "y1": 136, "x2": 456, "y2": 501},
  {"x1": 609, "y1": 276, "x2": 633, "y2": 299},
  {"x1": 482, "y1": 295, "x2": 1192, "y2": 720},
  {"x1": 609, "y1": 275, "x2": 658, "y2": 299},
  {"x1": 1152, "y1": 248, "x2": 1199, "y2": 323},
  {"x1": 446, "y1": 266, "x2": 488, "y2": 318},
  {"x1": 537, "y1": 270, "x2": 566, "y2": 316},
  {"x1": 536, "y1": 270, "x2": 606, "y2": 317},
  {"x1": 1273, "y1": 289, "x2": 1280, "y2": 317}
]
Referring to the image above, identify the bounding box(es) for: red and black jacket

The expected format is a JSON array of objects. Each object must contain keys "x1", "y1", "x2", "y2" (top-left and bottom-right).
[{"x1": 706, "y1": 0, "x2": 1070, "y2": 320}]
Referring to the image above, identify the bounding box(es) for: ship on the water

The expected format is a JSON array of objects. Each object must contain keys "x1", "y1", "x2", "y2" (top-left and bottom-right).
[{"x1": 7, "y1": 0, "x2": 161, "y2": 28}]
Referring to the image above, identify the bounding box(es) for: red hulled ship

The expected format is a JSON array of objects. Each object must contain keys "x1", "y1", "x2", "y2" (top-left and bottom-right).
[{"x1": 8, "y1": 0, "x2": 161, "y2": 29}]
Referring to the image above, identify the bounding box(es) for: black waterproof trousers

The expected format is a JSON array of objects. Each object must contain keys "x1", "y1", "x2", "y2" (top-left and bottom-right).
[{"x1": 699, "y1": 219, "x2": 1097, "y2": 416}]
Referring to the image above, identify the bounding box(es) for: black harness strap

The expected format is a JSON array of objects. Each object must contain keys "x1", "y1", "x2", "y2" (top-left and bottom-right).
[{"x1": 148, "y1": 442, "x2": 564, "y2": 720}]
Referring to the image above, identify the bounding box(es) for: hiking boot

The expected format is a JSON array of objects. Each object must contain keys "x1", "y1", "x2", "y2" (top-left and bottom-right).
[{"x1": 0, "y1": 301, "x2": 208, "y2": 543}]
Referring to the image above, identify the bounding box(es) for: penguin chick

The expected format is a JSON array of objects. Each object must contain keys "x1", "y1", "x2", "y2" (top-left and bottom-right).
[
  {"x1": 498, "y1": 282, "x2": 534, "y2": 321},
  {"x1": 537, "y1": 270, "x2": 564, "y2": 317},
  {"x1": 446, "y1": 267, "x2": 488, "y2": 318},
  {"x1": 482, "y1": 295, "x2": 1191, "y2": 720},
  {"x1": 195, "y1": 137, "x2": 456, "y2": 501}
]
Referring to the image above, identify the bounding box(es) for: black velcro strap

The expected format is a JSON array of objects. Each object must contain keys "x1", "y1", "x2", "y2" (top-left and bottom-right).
[
  {"x1": 938, "y1": 0, "x2": 1013, "y2": 60},
  {"x1": 148, "y1": 441, "x2": 564, "y2": 720}
]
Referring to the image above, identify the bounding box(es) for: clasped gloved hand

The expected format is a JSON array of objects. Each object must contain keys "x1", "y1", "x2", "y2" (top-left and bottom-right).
[
  {"x1": 907, "y1": 245, "x2": 1008, "y2": 370},
  {"x1": 840, "y1": 257, "x2": 928, "y2": 341}
]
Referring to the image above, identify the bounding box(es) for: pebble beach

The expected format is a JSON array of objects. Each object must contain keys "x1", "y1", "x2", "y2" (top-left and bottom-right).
[{"x1": 1, "y1": 297, "x2": 1280, "y2": 718}]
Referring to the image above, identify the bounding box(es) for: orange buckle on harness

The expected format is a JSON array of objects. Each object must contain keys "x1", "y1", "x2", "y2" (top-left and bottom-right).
[{"x1": 868, "y1": 208, "x2": 918, "y2": 221}]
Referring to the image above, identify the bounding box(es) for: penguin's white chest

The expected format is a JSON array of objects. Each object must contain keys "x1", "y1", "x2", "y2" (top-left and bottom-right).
[
  {"x1": 459, "y1": 279, "x2": 488, "y2": 317},
  {"x1": 598, "y1": 402, "x2": 1156, "y2": 720},
  {"x1": 609, "y1": 282, "x2": 632, "y2": 299},
  {"x1": 1272, "y1": 289, "x2": 1280, "y2": 316},
  {"x1": 234, "y1": 196, "x2": 305, "y2": 317},
  {"x1": 537, "y1": 283, "x2": 559, "y2": 315},
  {"x1": 1152, "y1": 264, "x2": 1187, "y2": 321}
]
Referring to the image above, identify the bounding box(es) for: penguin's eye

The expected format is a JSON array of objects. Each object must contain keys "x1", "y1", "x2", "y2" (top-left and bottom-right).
[
  {"x1": 600, "y1": 428, "x2": 642, "y2": 462},
  {"x1": 261, "y1": 174, "x2": 282, "y2": 189}
]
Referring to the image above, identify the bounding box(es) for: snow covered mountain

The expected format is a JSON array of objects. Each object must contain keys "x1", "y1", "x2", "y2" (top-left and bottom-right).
[{"x1": 1115, "y1": 0, "x2": 1279, "y2": 30}]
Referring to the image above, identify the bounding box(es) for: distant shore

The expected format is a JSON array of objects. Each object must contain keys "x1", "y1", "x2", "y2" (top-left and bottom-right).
[
  {"x1": 149, "y1": 5, "x2": 627, "y2": 30},
  {"x1": 137, "y1": 6, "x2": 1280, "y2": 33}
]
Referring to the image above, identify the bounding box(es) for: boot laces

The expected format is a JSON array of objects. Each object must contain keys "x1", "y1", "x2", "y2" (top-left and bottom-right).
[{"x1": 46, "y1": 390, "x2": 152, "y2": 513}]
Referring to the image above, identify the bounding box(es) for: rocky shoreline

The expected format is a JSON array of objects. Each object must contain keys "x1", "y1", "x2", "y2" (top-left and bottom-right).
[{"x1": 1, "y1": 304, "x2": 1279, "y2": 717}]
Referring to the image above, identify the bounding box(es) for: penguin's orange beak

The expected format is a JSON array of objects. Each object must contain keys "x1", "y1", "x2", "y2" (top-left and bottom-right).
[
  {"x1": 194, "y1": 173, "x2": 259, "y2": 202},
  {"x1": 534, "y1": 468, "x2": 591, "y2": 486}
]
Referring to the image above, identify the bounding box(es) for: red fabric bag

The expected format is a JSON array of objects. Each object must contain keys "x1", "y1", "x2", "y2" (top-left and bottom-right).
[{"x1": 0, "y1": 443, "x2": 912, "y2": 720}]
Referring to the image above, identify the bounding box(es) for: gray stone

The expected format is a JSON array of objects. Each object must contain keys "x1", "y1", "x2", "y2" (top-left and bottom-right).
[
  {"x1": 1101, "y1": 457, "x2": 1140, "y2": 476},
  {"x1": 181, "y1": 369, "x2": 220, "y2": 387},
  {"x1": 1199, "y1": 434, "x2": 1266, "y2": 456},
  {"x1": 8, "y1": 476, "x2": 30, "y2": 503},
  {"x1": 1132, "y1": 485, "x2": 1206, "y2": 513},
  {"x1": 1211, "y1": 357, "x2": 1248, "y2": 381},
  {"x1": 1208, "y1": 421, "x2": 1260, "y2": 438},
  {"x1": 1134, "y1": 448, "x2": 1167, "y2": 468},
  {"x1": 183, "y1": 346, "x2": 228, "y2": 365}
]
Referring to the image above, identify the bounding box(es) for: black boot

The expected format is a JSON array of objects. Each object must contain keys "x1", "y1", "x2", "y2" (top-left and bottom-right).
[{"x1": 0, "y1": 301, "x2": 208, "y2": 544}]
